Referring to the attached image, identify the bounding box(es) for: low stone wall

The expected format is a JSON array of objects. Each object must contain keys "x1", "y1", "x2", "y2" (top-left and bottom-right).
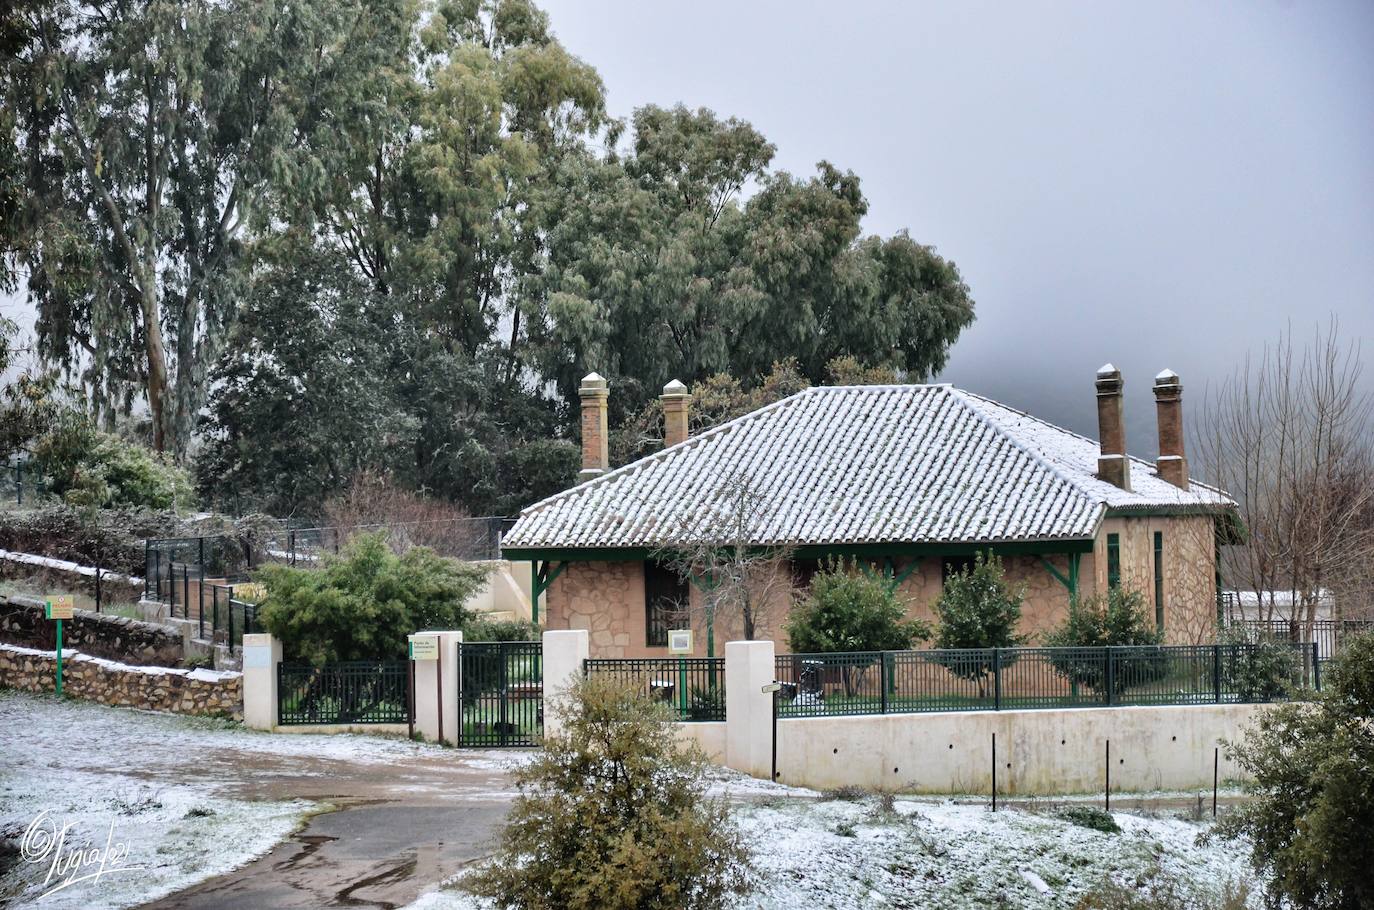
[
  {"x1": 0, "y1": 643, "x2": 241, "y2": 719},
  {"x1": 0, "y1": 597, "x2": 184, "y2": 666},
  {"x1": 0, "y1": 548, "x2": 144, "y2": 603}
]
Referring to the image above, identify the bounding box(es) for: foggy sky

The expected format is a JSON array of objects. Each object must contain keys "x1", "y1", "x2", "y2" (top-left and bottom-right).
[{"x1": 541, "y1": 0, "x2": 1374, "y2": 458}]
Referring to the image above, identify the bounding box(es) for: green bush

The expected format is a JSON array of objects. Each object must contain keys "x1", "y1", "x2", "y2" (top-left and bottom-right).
[
  {"x1": 1055, "y1": 806, "x2": 1120, "y2": 834},
  {"x1": 257, "y1": 532, "x2": 487, "y2": 664},
  {"x1": 35, "y1": 411, "x2": 194, "y2": 510},
  {"x1": 1217, "y1": 631, "x2": 1374, "y2": 910},
  {"x1": 930, "y1": 553, "x2": 1027, "y2": 691},
  {"x1": 465, "y1": 675, "x2": 753, "y2": 910},
  {"x1": 785, "y1": 559, "x2": 930, "y2": 653},
  {"x1": 1044, "y1": 588, "x2": 1166, "y2": 696},
  {"x1": 463, "y1": 616, "x2": 541, "y2": 642},
  {"x1": 1218, "y1": 624, "x2": 1299, "y2": 702}
]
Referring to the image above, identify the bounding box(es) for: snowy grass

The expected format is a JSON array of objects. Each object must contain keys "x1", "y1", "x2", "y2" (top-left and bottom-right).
[{"x1": 402, "y1": 790, "x2": 1260, "y2": 910}]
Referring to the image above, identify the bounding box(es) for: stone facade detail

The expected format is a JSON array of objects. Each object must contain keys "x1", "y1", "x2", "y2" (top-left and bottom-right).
[
  {"x1": 546, "y1": 516, "x2": 1219, "y2": 658},
  {"x1": 0, "y1": 643, "x2": 242, "y2": 718}
]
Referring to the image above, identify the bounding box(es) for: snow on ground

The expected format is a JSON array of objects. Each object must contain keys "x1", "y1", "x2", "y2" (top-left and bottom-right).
[
  {"x1": 403, "y1": 788, "x2": 1260, "y2": 910},
  {"x1": 0, "y1": 769, "x2": 307, "y2": 909},
  {"x1": 0, "y1": 691, "x2": 527, "y2": 909}
]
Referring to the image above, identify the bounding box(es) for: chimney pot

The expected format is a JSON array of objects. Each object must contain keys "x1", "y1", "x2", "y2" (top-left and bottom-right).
[
  {"x1": 1153, "y1": 369, "x2": 1189, "y2": 489},
  {"x1": 661, "y1": 380, "x2": 690, "y2": 448},
  {"x1": 1094, "y1": 364, "x2": 1131, "y2": 491},
  {"x1": 578, "y1": 372, "x2": 609, "y2": 480}
]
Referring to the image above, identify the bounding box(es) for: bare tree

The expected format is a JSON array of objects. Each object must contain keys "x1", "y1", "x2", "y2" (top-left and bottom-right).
[
  {"x1": 1194, "y1": 320, "x2": 1374, "y2": 632},
  {"x1": 654, "y1": 473, "x2": 796, "y2": 651}
]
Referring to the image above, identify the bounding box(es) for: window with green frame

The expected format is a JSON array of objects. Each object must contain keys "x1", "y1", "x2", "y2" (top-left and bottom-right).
[
  {"x1": 1107, "y1": 533, "x2": 1121, "y2": 589},
  {"x1": 644, "y1": 561, "x2": 689, "y2": 647},
  {"x1": 1153, "y1": 531, "x2": 1165, "y2": 631}
]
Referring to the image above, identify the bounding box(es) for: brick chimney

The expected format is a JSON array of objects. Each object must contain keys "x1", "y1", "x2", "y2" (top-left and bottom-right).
[
  {"x1": 1152, "y1": 369, "x2": 1189, "y2": 489},
  {"x1": 1094, "y1": 364, "x2": 1131, "y2": 491},
  {"x1": 661, "y1": 379, "x2": 690, "y2": 448},
  {"x1": 578, "y1": 372, "x2": 609, "y2": 480}
]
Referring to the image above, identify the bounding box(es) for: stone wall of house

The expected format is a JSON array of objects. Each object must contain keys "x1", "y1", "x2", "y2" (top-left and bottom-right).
[
  {"x1": 546, "y1": 561, "x2": 643, "y2": 657},
  {"x1": 0, "y1": 643, "x2": 242, "y2": 718},
  {"x1": 894, "y1": 554, "x2": 1089, "y2": 643},
  {"x1": 1095, "y1": 515, "x2": 1218, "y2": 644},
  {"x1": 0, "y1": 597, "x2": 185, "y2": 666}
]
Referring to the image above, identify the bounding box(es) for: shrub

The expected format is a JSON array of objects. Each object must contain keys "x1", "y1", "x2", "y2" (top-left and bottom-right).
[
  {"x1": 36, "y1": 411, "x2": 194, "y2": 510},
  {"x1": 464, "y1": 675, "x2": 753, "y2": 910},
  {"x1": 257, "y1": 532, "x2": 487, "y2": 664},
  {"x1": 1044, "y1": 588, "x2": 1166, "y2": 696},
  {"x1": 1055, "y1": 806, "x2": 1120, "y2": 834},
  {"x1": 931, "y1": 553, "x2": 1027, "y2": 692},
  {"x1": 785, "y1": 559, "x2": 930, "y2": 653},
  {"x1": 1217, "y1": 624, "x2": 1298, "y2": 701},
  {"x1": 0, "y1": 505, "x2": 180, "y2": 575},
  {"x1": 1074, "y1": 866, "x2": 1251, "y2": 910},
  {"x1": 1216, "y1": 631, "x2": 1374, "y2": 909},
  {"x1": 462, "y1": 616, "x2": 540, "y2": 642}
]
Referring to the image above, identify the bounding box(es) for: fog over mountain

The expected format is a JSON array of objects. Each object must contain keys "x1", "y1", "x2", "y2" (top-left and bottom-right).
[{"x1": 542, "y1": 0, "x2": 1374, "y2": 461}]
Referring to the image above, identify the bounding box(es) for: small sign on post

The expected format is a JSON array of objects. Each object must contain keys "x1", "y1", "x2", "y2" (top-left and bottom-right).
[
  {"x1": 761, "y1": 682, "x2": 781, "y2": 694},
  {"x1": 667, "y1": 629, "x2": 693, "y2": 655},
  {"x1": 408, "y1": 634, "x2": 440, "y2": 661},
  {"x1": 45, "y1": 596, "x2": 74, "y2": 697}
]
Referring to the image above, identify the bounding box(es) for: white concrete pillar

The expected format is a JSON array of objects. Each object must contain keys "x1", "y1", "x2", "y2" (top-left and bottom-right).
[
  {"x1": 240, "y1": 632, "x2": 281, "y2": 731},
  {"x1": 414, "y1": 631, "x2": 463, "y2": 745},
  {"x1": 725, "y1": 639, "x2": 776, "y2": 780},
  {"x1": 542, "y1": 629, "x2": 590, "y2": 739}
]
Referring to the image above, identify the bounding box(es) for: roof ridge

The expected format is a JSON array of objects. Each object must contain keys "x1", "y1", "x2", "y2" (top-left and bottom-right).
[
  {"x1": 511, "y1": 385, "x2": 824, "y2": 519},
  {"x1": 955, "y1": 389, "x2": 1231, "y2": 498},
  {"x1": 946, "y1": 388, "x2": 1103, "y2": 505}
]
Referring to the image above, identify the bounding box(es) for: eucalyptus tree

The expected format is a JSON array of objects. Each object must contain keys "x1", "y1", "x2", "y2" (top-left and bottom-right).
[
  {"x1": 2, "y1": 0, "x2": 384, "y2": 454},
  {"x1": 516, "y1": 104, "x2": 978, "y2": 414}
]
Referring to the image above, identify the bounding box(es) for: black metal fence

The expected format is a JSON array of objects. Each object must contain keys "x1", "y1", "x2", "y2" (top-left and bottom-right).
[
  {"x1": 460, "y1": 641, "x2": 543, "y2": 747},
  {"x1": 277, "y1": 660, "x2": 410, "y2": 725},
  {"x1": 1, "y1": 457, "x2": 44, "y2": 506},
  {"x1": 1229, "y1": 618, "x2": 1373, "y2": 660},
  {"x1": 144, "y1": 535, "x2": 255, "y2": 605},
  {"x1": 584, "y1": 658, "x2": 726, "y2": 721},
  {"x1": 269, "y1": 517, "x2": 515, "y2": 567},
  {"x1": 774, "y1": 642, "x2": 1318, "y2": 719},
  {"x1": 203, "y1": 583, "x2": 262, "y2": 649}
]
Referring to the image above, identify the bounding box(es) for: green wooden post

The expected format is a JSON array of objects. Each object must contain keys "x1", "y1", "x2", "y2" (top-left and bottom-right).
[
  {"x1": 678, "y1": 656, "x2": 688, "y2": 718},
  {"x1": 55, "y1": 618, "x2": 63, "y2": 696}
]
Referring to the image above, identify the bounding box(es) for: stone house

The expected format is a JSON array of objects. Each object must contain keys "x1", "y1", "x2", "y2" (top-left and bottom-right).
[{"x1": 501, "y1": 367, "x2": 1240, "y2": 657}]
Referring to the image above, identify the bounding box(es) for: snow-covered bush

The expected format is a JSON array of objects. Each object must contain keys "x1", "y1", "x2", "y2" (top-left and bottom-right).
[
  {"x1": 465, "y1": 675, "x2": 753, "y2": 910},
  {"x1": 35, "y1": 410, "x2": 194, "y2": 511}
]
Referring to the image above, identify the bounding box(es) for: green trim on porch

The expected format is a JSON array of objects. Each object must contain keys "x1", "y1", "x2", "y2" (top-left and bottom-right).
[
  {"x1": 1038, "y1": 552, "x2": 1081, "y2": 598},
  {"x1": 530, "y1": 559, "x2": 567, "y2": 626},
  {"x1": 503, "y1": 538, "x2": 1095, "y2": 564}
]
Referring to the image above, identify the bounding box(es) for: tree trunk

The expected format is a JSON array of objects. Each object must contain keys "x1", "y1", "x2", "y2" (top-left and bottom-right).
[{"x1": 140, "y1": 283, "x2": 170, "y2": 452}]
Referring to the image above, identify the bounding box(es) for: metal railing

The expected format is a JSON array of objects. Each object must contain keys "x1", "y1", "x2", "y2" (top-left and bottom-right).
[
  {"x1": 1228, "y1": 618, "x2": 1373, "y2": 659},
  {"x1": 583, "y1": 658, "x2": 726, "y2": 722},
  {"x1": 277, "y1": 660, "x2": 409, "y2": 725},
  {"x1": 144, "y1": 535, "x2": 254, "y2": 604},
  {"x1": 774, "y1": 642, "x2": 1317, "y2": 718},
  {"x1": 268, "y1": 517, "x2": 516, "y2": 566}
]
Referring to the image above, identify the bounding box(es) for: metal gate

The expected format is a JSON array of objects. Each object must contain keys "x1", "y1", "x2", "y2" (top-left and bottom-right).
[{"x1": 459, "y1": 641, "x2": 543, "y2": 747}]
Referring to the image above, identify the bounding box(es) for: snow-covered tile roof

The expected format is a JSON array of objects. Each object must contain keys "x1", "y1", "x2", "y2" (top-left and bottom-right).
[{"x1": 503, "y1": 385, "x2": 1235, "y2": 552}]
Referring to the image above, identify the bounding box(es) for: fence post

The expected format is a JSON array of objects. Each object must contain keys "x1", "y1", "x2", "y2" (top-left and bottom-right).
[
  {"x1": 725, "y1": 640, "x2": 776, "y2": 781},
  {"x1": 993, "y1": 648, "x2": 1002, "y2": 711},
  {"x1": 1312, "y1": 642, "x2": 1320, "y2": 692},
  {"x1": 1105, "y1": 648, "x2": 1114, "y2": 706},
  {"x1": 880, "y1": 652, "x2": 889, "y2": 715},
  {"x1": 542, "y1": 629, "x2": 590, "y2": 739},
  {"x1": 1213, "y1": 644, "x2": 1222, "y2": 703},
  {"x1": 242, "y1": 633, "x2": 282, "y2": 730}
]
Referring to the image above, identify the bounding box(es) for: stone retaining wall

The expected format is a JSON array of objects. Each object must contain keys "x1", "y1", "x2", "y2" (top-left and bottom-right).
[
  {"x1": 0, "y1": 597, "x2": 184, "y2": 666},
  {"x1": 0, "y1": 643, "x2": 241, "y2": 719},
  {"x1": 0, "y1": 549, "x2": 144, "y2": 603}
]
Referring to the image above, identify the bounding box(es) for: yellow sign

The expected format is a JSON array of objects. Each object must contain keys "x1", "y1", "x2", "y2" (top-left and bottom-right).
[
  {"x1": 408, "y1": 634, "x2": 440, "y2": 661},
  {"x1": 45, "y1": 596, "x2": 74, "y2": 620}
]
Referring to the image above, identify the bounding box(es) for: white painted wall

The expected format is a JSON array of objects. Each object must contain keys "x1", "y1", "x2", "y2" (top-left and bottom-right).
[
  {"x1": 412, "y1": 631, "x2": 462, "y2": 745},
  {"x1": 542, "y1": 628, "x2": 589, "y2": 739},
  {"x1": 763, "y1": 702, "x2": 1269, "y2": 794},
  {"x1": 240, "y1": 632, "x2": 280, "y2": 730}
]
